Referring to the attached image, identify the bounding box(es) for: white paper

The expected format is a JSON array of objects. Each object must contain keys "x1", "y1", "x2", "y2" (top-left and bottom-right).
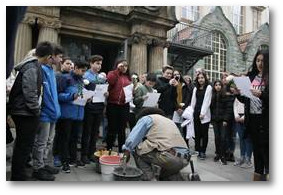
[
  {"x1": 73, "y1": 88, "x2": 95, "y2": 106},
  {"x1": 123, "y1": 84, "x2": 134, "y2": 103},
  {"x1": 73, "y1": 97, "x2": 87, "y2": 106},
  {"x1": 142, "y1": 92, "x2": 161, "y2": 107},
  {"x1": 92, "y1": 84, "x2": 109, "y2": 103},
  {"x1": 172, "y1": 111, "x2": 183, "y2": 123},
  {"x1": 233, "y1": 76, "x2": 254, "y2": 99}
]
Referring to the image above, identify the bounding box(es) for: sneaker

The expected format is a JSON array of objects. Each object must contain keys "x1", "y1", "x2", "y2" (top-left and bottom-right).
[
  {"x1": 62, "y1": 163, "x2": 71, "y2": 173},
  {"x1": 220, "y1": 157, "x2": 227, "y2": 165},
  {"x1": 199, "y1": 153, "x2": 206, "y2": 160},
  {"x1": 234, "y1": 157, "x2": 245, "y2": 166},
  {"x1": 53, "y1": 156, "x2": 62, "y2": 167},
  {"x1": 33, "y1": 168, "x2": 55, "y2": 181},
  {"x1": 241, "y1": 160, "x2": 253, "y2": 169},
  {"x1": 44, "y1": 165, "x2": 60, "y2": 174},
  {"x1": 69, "y1": 161, "x2": 76, "y2": 167},
  {"x1": 214, "y1": 154, "x2": 220, "y2": 162},
  {"x1": 81, "y1": 156, "x2": 90, "y2": 164},
  {"x1": 76, "y1": 160, "x2": 85, "y2": 168}
]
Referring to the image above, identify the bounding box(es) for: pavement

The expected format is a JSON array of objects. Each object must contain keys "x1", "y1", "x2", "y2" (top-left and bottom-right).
[{"x1": 6, "y1": 126, "x2": 254, "y2": 182}]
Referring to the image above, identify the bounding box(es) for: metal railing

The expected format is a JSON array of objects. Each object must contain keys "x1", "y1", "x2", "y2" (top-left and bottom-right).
[{"x1": 167, "y1": 22, "x2": 213, "y2": 50}]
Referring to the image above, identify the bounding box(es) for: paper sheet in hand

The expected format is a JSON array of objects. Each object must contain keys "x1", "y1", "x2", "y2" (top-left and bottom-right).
[
  {"x1": 73, "y1": 88, "x2": 95, "y2": 106},
  {"x1": 92, "y1": 84, "x2": 109, "y2": 103},
  {"x1": 173, "y1": 111, "x2": 183, "y2": 123},
  {"x1": 233, "y1": 76, "x2": 254, "y2": 99},
  {"x1": 142, "y1": 93, "x2": 160, "y2": 107},
  {"x1": 123, "y1": 84, "x2": 134, "y2": 103}
]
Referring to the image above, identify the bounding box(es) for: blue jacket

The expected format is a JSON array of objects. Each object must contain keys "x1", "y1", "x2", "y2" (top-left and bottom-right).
[
  {"x1": 57, "y1": 71, "x2": 84, "y2": 121},
  {"x1": 83, "y1": 70, "x2": 107, "y2": 114},
  {"x1": 40, "y1": 64, "x2": 61, "y2": 122}
]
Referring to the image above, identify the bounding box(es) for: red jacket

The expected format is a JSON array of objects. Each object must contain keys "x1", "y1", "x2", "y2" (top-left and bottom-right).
[{"x1": 107, "y1": 69, "x2": 131, "y2": 105}]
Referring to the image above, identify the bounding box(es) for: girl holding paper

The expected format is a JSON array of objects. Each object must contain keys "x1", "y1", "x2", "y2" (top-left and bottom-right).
[
  {"x1": 235, "y1": 49, "x2": 269, "y2": 181},
  {"x1": 106, "y1": 59, "x2": 131, "y2": 153}
]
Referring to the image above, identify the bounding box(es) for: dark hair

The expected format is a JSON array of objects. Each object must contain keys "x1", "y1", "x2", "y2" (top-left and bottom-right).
[
  {"x1": 53, "y1": 44, "x2": 64, "y2": 55},
  {"x1": 194, "y1": 72, "x2": 209, "y2": 89},
  {"x1": 89, "y1": 55, "x2": 103, "y2": 63},
  {"x1": 113, "y1": 58, "x2": 130, "y2": 77},
  {"x1": 211, "y1": 80, "x2": 225, "y2": 105},
  {"x1": 136, "y1": 107, "x2": 166, "y2": 120},
  {"x1": 247, "y1": 49, "x2": 269, "y2": 82},
  {"x1": 162, "y1": 65, "x2": 174, "y2": 73},
  {"x1": 62, "y1": 56, "x2": 71, "y2": 64},
  {"x1": 146, "y1": 73, "x2": 157, "y2": 82},
  {"x1": 73, "y1": 59, "x2": 89, "y2": 69},
  {"x1": 35, "y1": 41, "x2": 53, "y2": 58}
]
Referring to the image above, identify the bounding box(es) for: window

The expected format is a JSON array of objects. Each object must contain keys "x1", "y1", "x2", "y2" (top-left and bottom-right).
[
  {"x1": 181, "y1": 6, "x2": 199, "y2": 22},
  {"x1": 232, "y1": 6, "x2": 244, "y2": 34},
  {"x1": 253, "y1": 8, "x2": 262, "y2": 31},
  {"x1": 204, "y1": 32, "x2": 227, "y2": 82}
]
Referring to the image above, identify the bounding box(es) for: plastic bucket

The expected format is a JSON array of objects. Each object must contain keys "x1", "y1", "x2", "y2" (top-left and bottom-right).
[
  {"x1": 99, "y1": 155, "x2": 121, "y2": 175},
  {"x1": 94, "y1": 150, "x2": 118, "y2": 173}
]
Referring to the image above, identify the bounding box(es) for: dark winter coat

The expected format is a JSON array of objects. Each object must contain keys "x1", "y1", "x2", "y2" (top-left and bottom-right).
[
  {"x1": 210, "y1": 92, "x2": 234, "y2": 123},
  {"x1": 154, "y1": 77, "x2": 177, "y2": 116},
  {"x1": 8, "y1": 58, "x2": 42, "y2": 116}
]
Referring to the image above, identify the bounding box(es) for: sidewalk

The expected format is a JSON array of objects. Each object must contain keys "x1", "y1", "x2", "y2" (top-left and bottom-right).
[{"x1": 6, "y1": 127, "x2": 254, "y2": 181}]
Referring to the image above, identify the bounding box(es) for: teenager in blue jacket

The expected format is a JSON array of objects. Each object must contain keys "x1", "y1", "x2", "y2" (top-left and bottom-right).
[{"x1": 57, "y1": 60, "x2": 88, "y2": 173}]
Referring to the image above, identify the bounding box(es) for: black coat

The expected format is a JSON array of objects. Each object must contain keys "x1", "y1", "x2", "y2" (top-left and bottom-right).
[
  {"x1": 210, "y1": 92, "x2": 234, "y2": 122},
  {"x1": 182, "y1": 83, "x2": 194, "y2": 107},
  {"x1": 8, "y1": 59, "x2": 42, "y2": 116},
  {"x1": 154, "y1": 77, "x2": 177, "y2": 116}
]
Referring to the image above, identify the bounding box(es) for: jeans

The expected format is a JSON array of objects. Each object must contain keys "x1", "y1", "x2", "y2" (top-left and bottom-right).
[
  {"x1": 249, "y1": 114, "x2": 269, "y2": 174},
  {"x1": 133, "y1": 149, "x2": 188, "y2": 181},
  {"x1": 81, "y1": 110, "x2": 103, "y2": 158},
  {"x1": 32, "y1": 122, "x2": 56, "y2": 170},
  {"x1": 60, "y1": 119, "x2": 83, "y2": 163},
  {"x1": 106, "y1": 103, "x2": 129, "y2": 152},
  {"x1": 212, "y1": 121, "x2": 227, "y2": 158},
  {"x1": 194, "y1": 117, "x2": 209, "y2": 154},
  {"x1": 234, "y1": 121, "x2": 253, "y2": 160},
  {"x1": 11, "y1": 115, "x2": 39, "y2": 180}
]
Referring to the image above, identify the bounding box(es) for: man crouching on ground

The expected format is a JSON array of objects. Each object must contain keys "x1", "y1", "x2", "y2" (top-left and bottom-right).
[{"x1": 122, "y1": 107, "x2": 190, "y2": 181}]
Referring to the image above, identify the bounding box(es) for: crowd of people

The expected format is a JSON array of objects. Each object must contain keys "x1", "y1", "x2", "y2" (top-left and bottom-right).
[{"x1": 6, "y1": 40, "x2": 269, "y2": 181}]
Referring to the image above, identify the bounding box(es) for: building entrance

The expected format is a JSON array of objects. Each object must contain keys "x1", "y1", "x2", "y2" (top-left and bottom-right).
[{"x1": 61, "y1": 35, "x2": 122, "y2": 73}]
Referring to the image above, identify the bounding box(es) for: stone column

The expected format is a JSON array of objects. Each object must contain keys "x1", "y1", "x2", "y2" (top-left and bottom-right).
[
  {"x1": 37, "y1": 18, "x2": 61, "y2": 44},
  {"x1": 148, "y1": 39, "x2": 169, "y2": 73},
  {"x1": 130, "y1": 33, "x2": 148, "y2": 75},
  {"x1": 14, "y1": 20, "x2": 33, "y2": 65}
]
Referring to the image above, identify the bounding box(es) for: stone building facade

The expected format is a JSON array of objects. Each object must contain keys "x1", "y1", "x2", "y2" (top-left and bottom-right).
[
  {"x1": 171, "y1": 6, "x2": 269, "y2": 80},
  {"x1": 13, "y1": 6, "x2": 178, "y2": 75}
]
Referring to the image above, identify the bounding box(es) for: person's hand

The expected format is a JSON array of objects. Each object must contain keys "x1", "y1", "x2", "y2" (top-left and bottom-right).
[
  {"x1": 199, "y1": 114, "x2": 204, "y2": 120},
  {"x1": 169, "y1": 78, "x2": 179, "y2": 87},
  {"x1": 235, "y1": 116, "x2": 241, "y2": 123},
  {"x1": 223, "y1": 121, "x2": 227, "y2": 127},
  {"x1": 176, "y1": 108, "x2": 183, "y2": 115},
  {"x1": 104, "y1": 91, "x2": 109, "y2": 97},
  {"x1": 251, "y1": 88, "x2": 262, "y2": 98},
  {"x1": 143, "y1": 95, "x2": 149, "y2": 101},
  {"x1": 122, "y1": 150, "x2": 130, "y2": 163},
  {"x1": 73, "y1": 93, "x2": 79, "y2": 100}
]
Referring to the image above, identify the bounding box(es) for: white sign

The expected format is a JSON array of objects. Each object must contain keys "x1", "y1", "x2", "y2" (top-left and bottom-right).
[
  {"x1": 123, "y1": 84, "x2": 134, "y2": 103},
  {"x1": 142, "y1": 92, "x2": 161, "y2": 107},
  {"x1": 92, "y1": 84, "x2": 109, "y2": 103}
]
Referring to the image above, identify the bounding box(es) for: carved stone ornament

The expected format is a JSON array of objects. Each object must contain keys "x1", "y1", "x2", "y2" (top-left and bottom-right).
[
  {"x1": 143, "y1": 6, "x2": 161, "y2": 12},
  {"x1": 131, "y1": 33, "x2": 148, "y2": 45}
]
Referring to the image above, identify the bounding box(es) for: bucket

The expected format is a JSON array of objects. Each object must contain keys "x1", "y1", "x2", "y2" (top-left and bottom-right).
[
  {"x1": 99, "y1": 155, "x2": 121, "y2": 175},
  {"x1": 113, "y1": 166, "x2": 143, "y2": 181},
  {"x1": 94, "y1": 150, "x2": 118, "y2": 173}
]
